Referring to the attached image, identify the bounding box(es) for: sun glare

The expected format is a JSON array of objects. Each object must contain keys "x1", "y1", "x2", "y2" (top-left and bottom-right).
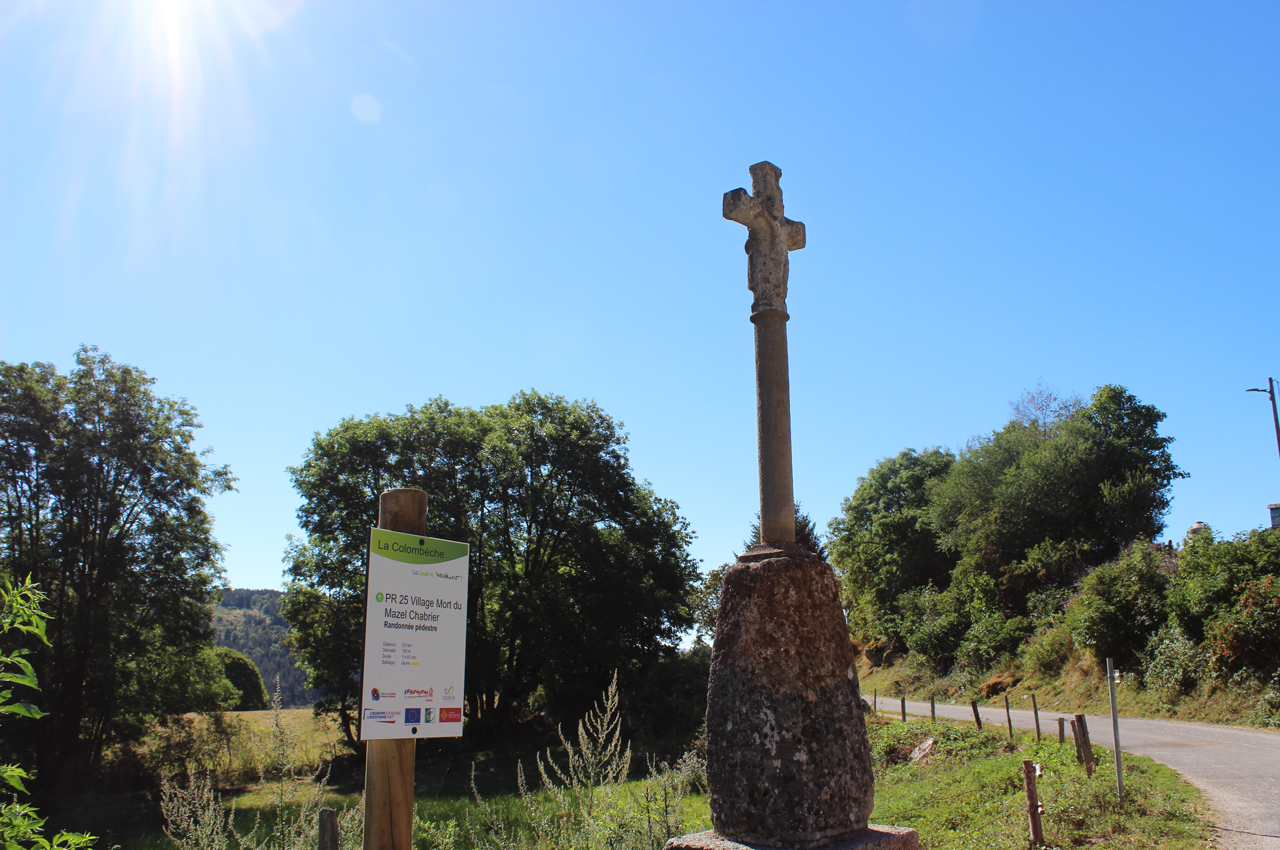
[{"x1": 48, "y1": 0, "x2": 304, "y2": 250}]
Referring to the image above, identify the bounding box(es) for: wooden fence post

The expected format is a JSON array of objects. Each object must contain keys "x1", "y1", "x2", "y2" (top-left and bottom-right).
[
  {"x1": 1069, "y1": 719, "x2": 1083, "y2": 764},
  {"x1": 1004, "y1": 694, "x2": 1014, "y2": 744},
  {"x1": 364, "y1": 488, "x2": 427, "y2": 850},
  {"x1": 1057, "y1": 716, "x2": 1065, "y2": 745},
  {"x1": 970, "y1": 700, "x2": 982, "y2": 730},
  {"x1": 930, "y1": 694, "x2": 936, "y2": 723},
  {"x1": 318, "y1": 807, "x2": 339, "y2": 850},
  {"x1": 873, "y1": 689, "x2": 877, "y2": 714},
  {"x1": 1022, "y1": 760, "x2": 1045, "y2": 846},
  {"x1": 1075, "y1": 713, "x2": 1095, "y2": 778},
  {"x1": 1031, "y1": 693, "x2": 1041, "y2": 743},
  {"x1": 900, "y1": 696, "x2": 907, "y2": 722}
]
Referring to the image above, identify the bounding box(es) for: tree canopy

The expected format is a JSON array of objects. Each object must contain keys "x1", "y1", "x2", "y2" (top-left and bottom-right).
[
  {"x1": 0, "y1": 347, "x2": 235, "y2": 797},
  {"x1": 828, "y1": 384, "x2": 1184, "y2": 669},
  {"x1": 282, "y1": 391, "x2": 699, "y2": 742}
]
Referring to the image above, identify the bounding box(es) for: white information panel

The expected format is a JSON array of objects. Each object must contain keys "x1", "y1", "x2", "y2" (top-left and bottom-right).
[{"x1": 359, "y1": 528, "x2": 469, "y2": 740}]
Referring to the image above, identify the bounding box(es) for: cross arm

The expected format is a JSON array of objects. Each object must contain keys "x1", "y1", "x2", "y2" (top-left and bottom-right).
[
  {"x1": 723, "y1": 188, "x2": 766, "y2": 228},
  {"x1": 782, "y1": 218, "x2": 806, "y2": 251}
]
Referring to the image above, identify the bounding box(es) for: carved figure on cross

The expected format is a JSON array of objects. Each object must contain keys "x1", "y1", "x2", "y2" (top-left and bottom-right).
[{"x1": 723, "y1": 161, "x2": 806, "y2": 316}]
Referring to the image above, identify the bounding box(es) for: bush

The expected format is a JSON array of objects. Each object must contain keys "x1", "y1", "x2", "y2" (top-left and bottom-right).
[
  {"x1": 217, "y1": 648, "x2": 270, "y2": 712},
  {"x1": 899, "y1": 586, "x2": 968, "y2": 670},
  {"x1": 1168, "y1": 527, "x2": 1280, "y2": 642},
  {"x1": 1144, "y1": 626, "x2": 1203, "y2": 703},
  {"x1": 1071, "y1": 542, "x2": 1169, "y2": 669},
  {"x1": 1205, "y1": 575, "x2": 1280, "y2": 683},
  {"x1": 957, "y1": 614, "x2": 1031, "y2": 671},
  {"x1": 1022, "y1": 622, "x2": 1076, "y2": 679}
]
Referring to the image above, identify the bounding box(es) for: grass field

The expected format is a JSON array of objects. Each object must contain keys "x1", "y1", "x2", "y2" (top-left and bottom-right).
[{"x1": 87, "y1": 704, "x2": 1212, "y2": 850}]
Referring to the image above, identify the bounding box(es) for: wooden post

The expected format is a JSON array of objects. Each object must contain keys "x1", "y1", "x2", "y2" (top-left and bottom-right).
[
  {"x1": 1107, "y1": 658, "x2": 1124, "y2": 803},
  {"x1": 900, "y1": 696, "x2": 907, "y2": 722},
  {"x1": 319, "y1": 807, "x2": 339, "y2": 850},
  {"x1": 970, "y1": 700, "x2": 982, "y2": 730},
  {"x1": 1057, "y1": 716, "x2": 1065, "y2": 745},
  {"x1": 1031, "y1": 694, "x2": 1041, "y2": 743},
  {"x1": 930, "y1": 694, "x2": 936, "y2": 722},
  {"x1": 1069, "y1": 719, "x2": 1084, "y2": 764},
  {"x1": 873, "y1": 689, "x2": 877, "y2": 714},
  {"x1": 1004, "y1": 694, "x2": 1014, "y2": 744},
  {"x1": 364, "y1": 489, "x2": 427, "y2": 850},
  {"x1": 1075, "y1": 713, "x2": 1095, "y2": 777},
  {"x1": 1022, "y1": 760, "x2": 1045, "y2": 846}
]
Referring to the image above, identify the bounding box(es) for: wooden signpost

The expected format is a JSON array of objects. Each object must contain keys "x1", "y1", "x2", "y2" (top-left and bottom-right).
[{"x1": 361, "y1": 489, "x2": 470, "y2": 850}]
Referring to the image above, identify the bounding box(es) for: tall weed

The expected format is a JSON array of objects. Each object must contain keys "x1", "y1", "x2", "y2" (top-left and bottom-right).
[{"x1": 161, "y1": 680, "x2": 363, "y2": 850}]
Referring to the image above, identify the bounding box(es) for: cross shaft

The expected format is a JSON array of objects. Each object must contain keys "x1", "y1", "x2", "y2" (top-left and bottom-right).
[{"x1": 724, "y1": 162, "x2": 805, "y2": 546}]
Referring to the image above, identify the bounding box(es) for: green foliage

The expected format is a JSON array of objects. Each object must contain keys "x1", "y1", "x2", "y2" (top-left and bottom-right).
[
  {"x1": 1205, "y1": 574, "x2": 1280, "y2": 683},
  {"x1": 833, "y1": 384, "x2": 1183, "y2": 673},
  {"x1": 1145, "y1": 626, "x2": 1203, "y2": 704},
  {"x1": 827, "y1": 448, "x2": 957, "y2": 640},
  {"x1": 0, "y1": 577, "x2": 97, "y2": 849},
  {"x1": 1021, "y1": 622, "x2": 1076, "y2": 679},
  {"x1": 461, "y1": 674, "x2": 704, "y2": 850},
  {"x1": 213, "y1": 590, "x2": 315, "y2": 708},
  {"x1": 283, "y1": 393, "x2": 699, "y2": 742},
  {"x1": 1167, "y1": 526, "x2": 1280, "y2": 642},
  {"x1": 896, "y1": 585, "x2": 968, "y2": 670},
  {"x1": 216, "y1": 648, "x2": 270, "y2": 712},
  {"x1": 1071, "y1": 542, "x2": 1171, "y2": 670},
  {"x1": 160, "y1": 684, "x2": 363, "y2": 850},
  {"x1": 0, "y1": 348, "x2": 235, "y2": 795}
]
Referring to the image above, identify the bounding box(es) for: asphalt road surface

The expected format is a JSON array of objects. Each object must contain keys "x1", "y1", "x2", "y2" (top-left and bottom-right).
[{"x1": 868, "y1": 695, "x2": 1280, "y2": 849}]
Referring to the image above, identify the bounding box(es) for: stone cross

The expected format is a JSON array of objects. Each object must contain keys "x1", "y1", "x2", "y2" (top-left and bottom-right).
[{"x1": 724, "y1": 161, "x2": 805, "y2": 545}]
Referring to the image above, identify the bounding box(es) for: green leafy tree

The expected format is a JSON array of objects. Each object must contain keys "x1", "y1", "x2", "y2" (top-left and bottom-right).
[
  {"x1": 827, "y1": 449, "x2": 957, "y2": 640},
  {"x1": 283, "y1": 392, "x2": 699, "y2": 742},
  {"x1": 0, "y1": 348, "x2": 235, "y2": 797},
  {"x1": 215, "y1": 648, "x2": 269, "y2": 712},
  {"x1": 830, "y1": 384, "x2": 1183, "y2": 670}
]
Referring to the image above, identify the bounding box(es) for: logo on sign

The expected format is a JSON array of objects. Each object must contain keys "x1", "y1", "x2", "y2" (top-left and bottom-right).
[
  {"x1": 363, "y1": 709, "x2": 399, "y2": 724},
  {"x1": 405, "y1": 688, "x2": 433, "y2": 699},
  {"x1": 404, "y1": 708, "x2": 421, "y2": 724},
  {"x1": 376, "y1": 592, "x2": 384, "y2": 602},
  {"x1": 441, "y1": 707, "x2": 462, "y2": 723}
]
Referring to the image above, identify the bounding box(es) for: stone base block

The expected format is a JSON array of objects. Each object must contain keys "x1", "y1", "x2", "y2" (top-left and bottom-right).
[{"x1": 664, "y1": 826, "x2": 919, "y2": 850}]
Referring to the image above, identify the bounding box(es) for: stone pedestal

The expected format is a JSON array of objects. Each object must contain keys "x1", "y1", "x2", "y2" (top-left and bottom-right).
[
  {"x1": 665, "y1": 826, "x2": 919, "y2": 850},
  {"x1": 694, "y1": 542, "x2": 894, "y2": 849}
]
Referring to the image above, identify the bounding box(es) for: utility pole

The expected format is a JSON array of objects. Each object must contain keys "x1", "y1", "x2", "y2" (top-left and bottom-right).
[{"x1": 1246, "y1": 378, "x2": 1280, "y2": 470}]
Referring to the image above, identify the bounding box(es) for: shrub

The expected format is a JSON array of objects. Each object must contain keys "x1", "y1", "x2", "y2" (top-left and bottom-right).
[
  {"x1": 957, "y1": 614, "x2": 1031, "y2": 671},
  {"x1": 1168, "y1": 527, "x2": 1280, "y2": 642},
  {"x1": 1205, "y1": 575, "x2": 1280, "y2": 683},
  {"x1": 1144, "y1": 626, "x2": 1203, "y2": 703},
  {"x1": 1021, "y1": 622, "x2": 1076, "y2": 678},
  {"x1": 1071, "y1": 542, "x2": 1169, "y2": 669}
]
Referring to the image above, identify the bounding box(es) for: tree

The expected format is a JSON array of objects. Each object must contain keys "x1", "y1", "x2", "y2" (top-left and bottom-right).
[
  {"x1": 0, "y1": 348, "x2": 235, "y2": 798},
  {"x1": 826, "y1": 449, "x2": 957, "y2": 640},
  {"x1": 215, "y1": 648, "x2": 269, "y2": 712},
  {"x1": 830, "y1": 384, "x2": 1183, "y2": 669},
  {"x1": 282, "y1": 392, "x2": 699, "y2": 742}
]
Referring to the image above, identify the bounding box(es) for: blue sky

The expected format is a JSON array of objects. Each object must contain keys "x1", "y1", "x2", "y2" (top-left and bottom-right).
[{"x1": 2, "y1": 1, "x2": 1278, "y2": 595}]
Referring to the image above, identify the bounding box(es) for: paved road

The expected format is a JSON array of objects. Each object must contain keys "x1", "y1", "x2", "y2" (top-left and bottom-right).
[{"x1": 868, "y1": 695, "x2": 1280, "y2": 849}]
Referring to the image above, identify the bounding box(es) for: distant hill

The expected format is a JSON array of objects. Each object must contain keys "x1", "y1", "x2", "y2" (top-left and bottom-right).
[{"x1": 212, "y1": 588, "x2": 317, "y2": 709}]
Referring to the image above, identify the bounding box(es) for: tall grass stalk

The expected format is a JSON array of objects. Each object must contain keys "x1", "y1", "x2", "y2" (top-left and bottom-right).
[{"x1": 161, "y1": 679, "x2": 363, "y2": 850}]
